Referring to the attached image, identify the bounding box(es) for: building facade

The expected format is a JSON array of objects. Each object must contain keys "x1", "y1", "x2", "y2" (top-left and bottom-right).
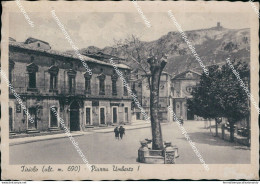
[
  {"x1": 8, "y1": 38, "x2": 132, "y2": 134},
  {"x1": 130, "y1": 71, "x2": 173, "y2": 122},
  {"x1": 171, "y1": 70, "x2": 202, "y2": 120}
]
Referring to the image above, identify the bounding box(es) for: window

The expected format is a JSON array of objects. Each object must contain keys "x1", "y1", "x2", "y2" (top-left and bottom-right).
[
  {"x1": 124, "y1": 74, "x2": 128, "y2": 96},
  {"x1": 50, "y1": 107, "x2": 58, "y2": 127},
  {"x1": 186, "y1": 86, "x2": 193, "y2": 94},
  {"x1": 98, "y1": 71, "x2": 106, "y2": 95},
  {"x1": 67, "y1": 69, "x2": 76, "y2": 94},
  {"x1": 111, "y1": 73, "x2": 118, "y2": 96},
  {"x1": 85, "y1": 78, "x2": 91, "y2": 94},
  {"x1": 48, "y1": 65, "x2": 59, "y2": 91},
  {"x1": 69, "y1": 76, "x2": 75, "y2": 93},
  {"x1": 112, "y1": 80, "x2": 117, "y2": 95},
  {"x1": 50, "y1": 73, "x2": 57, "y2": 90},
  {"x1": 84, "y1": 72, "x2": 92, "y2": 94},
  {"x1": 37, "y1": 43, "x2": 40, "y2": 47},
  {"x1": 27, "y1": 62, "x2": 38, "y2": 90},
  {"x1": 29, "y1": 72, "x2": 36, "y2": 88},
  {"x1": 124, "y1": 85, "x2": 128, "y2": 96},
  {"x1": 99, "y1": 78, "x2": 105, "y2": 95}
]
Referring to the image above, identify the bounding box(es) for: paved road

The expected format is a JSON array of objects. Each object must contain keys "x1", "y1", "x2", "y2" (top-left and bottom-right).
[{"x1": 10, "y1": 121, "x2": 250, "y2": 164}]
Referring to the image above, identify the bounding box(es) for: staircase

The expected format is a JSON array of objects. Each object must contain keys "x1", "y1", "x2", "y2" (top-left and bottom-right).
[
  {"x1": 9, "y1": 131, "x2": 16, "y2": 136},
  {"x1": 85, "y1": 125, "x2": 94, "y2": 128},
  {"x1": 26, "y1": 129, "x2": 40, "y2": 134},
  {"x1": 48, "y1": 127, "x2": 61, "y2": 132}
]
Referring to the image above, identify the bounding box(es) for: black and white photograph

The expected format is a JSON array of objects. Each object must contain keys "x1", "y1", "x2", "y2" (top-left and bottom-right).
[{"x1": 1, "y1": 1, "x2": 259, "y2": 181}]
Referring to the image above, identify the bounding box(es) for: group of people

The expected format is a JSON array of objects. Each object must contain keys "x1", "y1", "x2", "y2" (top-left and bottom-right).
[{"x1": 114, "y1": 126, "x2": 125, "y2": 140}]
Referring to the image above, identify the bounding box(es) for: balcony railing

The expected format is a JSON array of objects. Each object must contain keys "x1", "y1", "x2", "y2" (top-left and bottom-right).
[{"x1": 9, "y1": 82, "x2": 130, "y2": 99}]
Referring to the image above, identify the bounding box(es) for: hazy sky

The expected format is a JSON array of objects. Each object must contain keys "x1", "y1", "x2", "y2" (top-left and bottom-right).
[{"x1": 9, "y1": 12, "x2": 250, "y2": 51}]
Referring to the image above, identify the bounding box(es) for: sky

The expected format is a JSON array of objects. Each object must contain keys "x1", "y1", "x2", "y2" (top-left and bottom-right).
[{"x1": 9, "y1": 12, "x2": 250, "y2": 51}]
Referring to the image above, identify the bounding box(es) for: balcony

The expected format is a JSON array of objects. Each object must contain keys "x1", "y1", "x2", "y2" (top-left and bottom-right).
[
  {"x1": 9, "y1": 81, "x2": 131, "y2": 100},
  {"x1": 9, "y1": 85, "x2": 60, "y2": 97}
]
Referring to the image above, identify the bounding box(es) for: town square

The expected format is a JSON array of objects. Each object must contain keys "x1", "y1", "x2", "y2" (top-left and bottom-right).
[{"x1": 1, "y1": 1, "x2": 258, "y2": 181}]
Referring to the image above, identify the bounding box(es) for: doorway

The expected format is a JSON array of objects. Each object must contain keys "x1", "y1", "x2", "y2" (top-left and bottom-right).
[
  {"x1": 85, "y1": 107, "x2": 91, "y2": 125},
  {"x1": 70, "y1": 101, "x2": 80, "y2": 131},
  {"x1": 112, "y1": 106, "x2": 118, "y2": 124},
  {"x1": 28, "y1": 107, "x2": 37, "y2": 129},
  {"x1": 187, "y1": 109, "x2": 194, "y2": 120},
  {"x1": 50, "y1": 107, "x2": 58, "y2": 127},
  {"x1": 99, "y1": 107, "x2": 106, "y2": 125}
]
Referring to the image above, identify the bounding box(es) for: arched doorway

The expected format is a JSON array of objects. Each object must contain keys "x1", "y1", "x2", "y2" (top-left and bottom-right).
[{"x1": 70, "y1": 101, "x2": 80, "y2": 131}]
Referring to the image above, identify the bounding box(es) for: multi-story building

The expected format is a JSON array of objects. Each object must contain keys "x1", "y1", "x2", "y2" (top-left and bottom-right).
[
  {"x1": 130, "y1": 70, "x2": 173, "y2": 122},
  {"x1": 171, "y1": 70, "x2": 202, "y2": 120},
  {"x1": 8, "y1": 38, "x2": 132, "y2": 134}
]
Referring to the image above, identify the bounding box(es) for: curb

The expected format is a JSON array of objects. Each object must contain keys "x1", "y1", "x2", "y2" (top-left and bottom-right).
[
  {"x1": 93, "y1": 123, "x2": 170, "y2": 133},
  {"x1": 92, "y1": 124, "x2": 151, "y2": 133},
  {"x1": 9, "y1": 123, "x2": 168, "y2": 145},
  {"x1": 9, "y1": 133, "x2": 86, "y2": 146}
]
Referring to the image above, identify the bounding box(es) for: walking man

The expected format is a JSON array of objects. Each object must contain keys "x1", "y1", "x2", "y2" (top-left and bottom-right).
[
  {"x1": 114, "y1": 126, "x2": 119, "y2": 140},
  {"x1": 180, "y1": 116, "x2": 184, "y2": 126},
  {"x1": 119, "y1": 126, "x2": 125, "y2": 140}
]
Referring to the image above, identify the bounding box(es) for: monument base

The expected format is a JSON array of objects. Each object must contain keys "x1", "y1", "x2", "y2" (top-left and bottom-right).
[{"x1": 137, "y1": 140, "x2": 178, "y2": 164}]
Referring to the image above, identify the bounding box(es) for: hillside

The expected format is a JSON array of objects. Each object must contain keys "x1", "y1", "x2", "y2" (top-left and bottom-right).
[{"x1": 69, "y1": 25, "x2": 250, "y2": 75}]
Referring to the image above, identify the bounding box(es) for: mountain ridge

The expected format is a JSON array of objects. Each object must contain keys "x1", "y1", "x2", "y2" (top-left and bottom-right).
[{"x1": 66, "y1": 25, "x2": 250, "y2": 75}]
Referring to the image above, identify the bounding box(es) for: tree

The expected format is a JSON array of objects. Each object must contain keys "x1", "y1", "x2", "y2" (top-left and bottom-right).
[
  {"x1": 187, "y1": 65, "x2": 224, "y2": 137},
  {"x1": 115, "y1": 35, "x2": 169, "y2": 150},
  {"x1": 188, "y1": 60, "x2": 250, "y2": 142},
  {"x1": 219, "y1": 60, "x2": 250, "y2": 142}
]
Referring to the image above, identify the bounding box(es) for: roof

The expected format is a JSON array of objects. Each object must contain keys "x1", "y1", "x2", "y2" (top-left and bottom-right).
[
  {"x1": 24, "y1": 37, "x2": 50, "y2": 45},
  {"x1": 83, "y1": 51, "x2": 125, "y2": 61},
  {"x1": 9, "y1": 42, "x2": 131, "y2": 70},
  {"x1": 172, "y1": 69, "x2": 201, "y2": 80}
]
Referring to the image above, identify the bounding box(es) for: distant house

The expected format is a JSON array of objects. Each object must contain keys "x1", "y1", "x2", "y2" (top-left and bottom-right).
[
  {"x1": 24, "y1": 37, "x2": 51, "y2": 50},
  {"x1": 171, "y1": 70, "x2": 202, "y2": 120},
  {"x1": 130, "y1": 70, "x2": 173, "y2": 122}
]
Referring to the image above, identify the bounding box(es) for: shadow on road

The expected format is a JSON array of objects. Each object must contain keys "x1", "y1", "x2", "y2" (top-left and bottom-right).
[{"x1": 177, "y1": 130, "x2": 248, "y2": 149}]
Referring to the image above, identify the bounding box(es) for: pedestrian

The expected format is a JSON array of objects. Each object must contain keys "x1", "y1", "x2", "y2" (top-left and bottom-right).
[
  {"x1": 114, "y1": 127, "x2": 119, "y2": 140},
  {"x1": 119, "y1": 126, "x2": 125, "y2": 140},
  {"x1": 180, "y1": 116, "x2": 184, "y2": 126}
]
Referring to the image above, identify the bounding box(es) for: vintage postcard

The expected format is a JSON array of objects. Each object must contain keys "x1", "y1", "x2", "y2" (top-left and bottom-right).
[{"x1": 1, "y1": 1, "x2": 259, "y2": 180}]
